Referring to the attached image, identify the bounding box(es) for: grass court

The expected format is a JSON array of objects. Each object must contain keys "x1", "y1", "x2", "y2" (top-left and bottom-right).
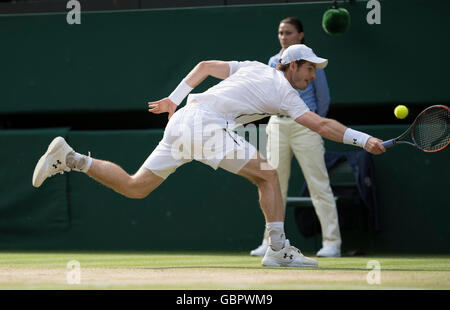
[{"x1": 0, "y1": 251, "x2": 449, "y2": 290}]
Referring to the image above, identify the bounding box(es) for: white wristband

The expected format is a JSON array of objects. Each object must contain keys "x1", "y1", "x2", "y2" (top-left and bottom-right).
[
  {"x1": 343, "y1": 128, "x2": 371, "y2": 148},
  {"x1": 168, "y1": 80, "x2": 193, "y2": 106}
]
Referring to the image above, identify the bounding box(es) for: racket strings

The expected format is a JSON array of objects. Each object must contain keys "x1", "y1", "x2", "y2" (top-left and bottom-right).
[{"x1": 413, "y1": 107, "x2": 450, "y2": 151}]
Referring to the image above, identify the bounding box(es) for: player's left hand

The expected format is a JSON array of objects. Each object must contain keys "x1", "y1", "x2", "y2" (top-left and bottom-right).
[
  {"x1": 364, "y1": 137, "x2": 386, "y2": 155},
  {"x1": 148, "y1": 98, "x2": 177, "y2": 120}
]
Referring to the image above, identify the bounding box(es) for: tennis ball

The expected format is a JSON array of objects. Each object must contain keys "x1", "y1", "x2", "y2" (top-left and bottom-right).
[
  {"x1": 394, "y1": 105, "x2": 409, "y2": 119},
  {"x1": 322, "y1": 8, "x2": 350, "y2": 35}
]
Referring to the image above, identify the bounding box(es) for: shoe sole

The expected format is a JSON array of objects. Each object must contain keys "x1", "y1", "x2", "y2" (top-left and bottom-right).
[
  {"x1": 262, "y1": 257, "x2": 318, "y2": 267},
  {"x1": 250, "y1": 249, "x2": 268, "y2": 257},
  {"x1": 316, "y1": 252, "x2": 341, "y2": 258},
  {"x1": 32, "y1": 136, "x2": 67, "y2": 188}
]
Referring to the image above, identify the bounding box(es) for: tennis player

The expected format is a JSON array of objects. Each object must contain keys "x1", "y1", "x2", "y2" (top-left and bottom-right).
[{"x1": 32, "y1": 44, "x2": 385, "y2": 267}]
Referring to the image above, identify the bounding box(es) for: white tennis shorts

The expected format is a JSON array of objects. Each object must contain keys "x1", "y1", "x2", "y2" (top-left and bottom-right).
[{"x1": 143, "y1": 104, "x2": 258, "y2": 179}]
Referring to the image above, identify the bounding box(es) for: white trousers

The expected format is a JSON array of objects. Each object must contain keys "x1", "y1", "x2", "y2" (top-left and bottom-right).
[{"x1": 266, "y1": 116, "x2": 342, "y2": 248}]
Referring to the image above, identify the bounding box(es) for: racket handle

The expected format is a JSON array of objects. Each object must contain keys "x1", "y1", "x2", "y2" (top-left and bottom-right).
[{"x1": 382, "y1": 139, "x2": 396, "y2": 148}]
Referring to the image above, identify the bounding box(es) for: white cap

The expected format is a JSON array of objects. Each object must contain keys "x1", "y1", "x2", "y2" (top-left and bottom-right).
[{"x1": 280, "y1": 44, "x2": 328, "y2": 69}]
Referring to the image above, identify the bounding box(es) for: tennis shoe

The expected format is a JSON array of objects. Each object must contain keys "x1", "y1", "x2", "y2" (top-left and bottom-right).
[
  {"x1": 250, "y1": 243, "x2": 269, "y2": 257},
  {"x1": 262, "y1": 240, "x2": 318, "y2": 267},
  {"x1": 32, "y1": 136, "x2": 73, "y2": 188},
  {"x1": 316, "y1": 246, "x2": 341, "y2": 258}
]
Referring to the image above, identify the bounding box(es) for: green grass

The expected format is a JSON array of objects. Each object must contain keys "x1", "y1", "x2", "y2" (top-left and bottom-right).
[{"x1": 0, "y1": 251, "x2": 449, "y2": 290}]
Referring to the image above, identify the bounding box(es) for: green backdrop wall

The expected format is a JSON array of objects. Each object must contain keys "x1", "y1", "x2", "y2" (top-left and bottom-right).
[
  {"x1": 1, "y1": 0, "x2": 450, "y2": 114},
  {"x1": 0, "y1": 126, "x2": 449, "y2": 253}
]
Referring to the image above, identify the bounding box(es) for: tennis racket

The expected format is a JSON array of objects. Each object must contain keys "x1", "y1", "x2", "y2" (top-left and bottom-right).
[{"x1": 382, "y1": 105, "x2": 449, "y2": 152}]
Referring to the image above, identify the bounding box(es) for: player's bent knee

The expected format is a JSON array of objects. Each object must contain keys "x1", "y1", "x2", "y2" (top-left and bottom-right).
[
  {"x1": 255, "y1": 168, "x2": 278, "y2": 187},
  {"x1": 264, "y1": 167, "x2": 278, "y2": 180},
  {"x1": 262, "y1": 161, "x2": 276, "y2": 171},
  {"x1": 239, "y1": 157, "x2": 278, "y2": 187}
]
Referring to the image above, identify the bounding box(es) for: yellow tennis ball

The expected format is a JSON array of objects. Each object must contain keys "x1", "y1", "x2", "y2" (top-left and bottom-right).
[{"x1": 394, "y1": 105, "x2": 409, "y2": 119}]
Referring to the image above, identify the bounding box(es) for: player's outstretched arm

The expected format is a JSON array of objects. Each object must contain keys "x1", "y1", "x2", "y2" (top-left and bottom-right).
[
  {"x1": 184, "y1": 60, "x2": 231, "y2": 87},
  {"x1": 148, "y1": 61, "x2": 230, "y2": 119},
  {"x1": 295, "y1": 111, "x2": 385, "y2": 155}
]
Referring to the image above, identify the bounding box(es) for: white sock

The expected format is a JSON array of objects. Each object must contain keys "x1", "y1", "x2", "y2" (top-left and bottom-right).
[
  {"x1": 66, "y1": 151, "x2": 92, "y2": 173},
  {"x1": 266, "y1": 222, "x2": 286, "y2": 251},
  {"x1": 262, "y1": 227, "x2": 270, "y2": 245}
]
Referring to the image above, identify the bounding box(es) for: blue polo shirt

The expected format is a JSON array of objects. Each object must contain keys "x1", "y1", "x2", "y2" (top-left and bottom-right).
[{"x1": 268, "y1": 51, "x2": 331, "y2": 117}]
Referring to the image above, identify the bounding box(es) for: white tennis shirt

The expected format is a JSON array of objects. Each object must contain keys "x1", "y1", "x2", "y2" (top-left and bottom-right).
[{"x1": 187, "y1": 61, "x2": 310, "y2": 129}]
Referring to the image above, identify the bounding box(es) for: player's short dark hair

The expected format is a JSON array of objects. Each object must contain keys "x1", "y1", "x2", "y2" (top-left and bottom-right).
[
  {"x1": 280, "y1": 17, "x2": 305, "y2": 44},
  {"x1": 276, "y1": 59, "x2": 307, "y2": 72}
]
